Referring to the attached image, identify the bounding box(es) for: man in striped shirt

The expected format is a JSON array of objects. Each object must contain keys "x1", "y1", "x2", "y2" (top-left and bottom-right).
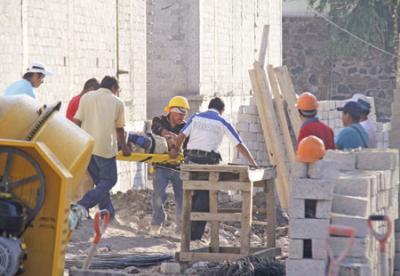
[{"x1": 175, "y1": 97, "x2": 257, "y2": 240}]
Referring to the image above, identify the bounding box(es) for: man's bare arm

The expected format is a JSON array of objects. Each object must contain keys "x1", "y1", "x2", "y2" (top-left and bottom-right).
[
  {"x1": 236, "y1": 143, "x2": 258, "y2": 166},
  {"x1": 116, "y1": 127, "x2": 131, "y2": 156}
]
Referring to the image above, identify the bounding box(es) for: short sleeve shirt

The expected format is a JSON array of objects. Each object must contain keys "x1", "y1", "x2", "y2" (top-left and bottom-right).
[
  {"x1": 74, "y1": 88, "x2": 125, "y2": 158},
  {"x1": 4, "y1": 79, "x2": 36, "y2": 99},
  {"x1": 66, "y1": 94, "x2": 81, "y2": 121},
  {"x1": 335, "y1": 123, "x2": 369, "y2": 150}
]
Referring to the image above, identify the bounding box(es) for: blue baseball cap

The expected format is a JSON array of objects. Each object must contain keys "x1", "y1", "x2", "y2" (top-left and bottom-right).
[{"x1": 337, "y1": 101, "x2": 362, "y2": 117}]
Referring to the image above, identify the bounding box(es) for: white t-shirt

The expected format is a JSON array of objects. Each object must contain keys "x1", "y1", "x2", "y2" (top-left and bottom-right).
[
  {"x1": 360, "y1": 119, "x2": 377, "y2": 148},
  {"x1": 181, "y1": 109, "x2": 242, "y2": 152}
]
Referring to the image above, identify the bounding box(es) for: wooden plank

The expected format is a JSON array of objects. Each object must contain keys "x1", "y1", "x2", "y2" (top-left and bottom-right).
[
  {"x1": 258, "y1": 25, "x2": 270, "y2": 68},
  {"x1": 179, "y1": 252, "x2": 245, "y2": 262},
  {"x1": 266, "y1": 180, "x2": 276, "y2": 248},
  {"x1": 274, "y1": 66, "x2": 302, "y2": 137},
  {"x1": 240, "y1": 191, "x2": 253, "y2": 255},
  {"x1": 209, "y1": 190, "x2": 219, "y2": 252},
  {"x1": 181, "y1": 164, "x2": 249, "y2": 173},
  {"x1": 218, "y1": 208, "x2": 267, "y2": 216},
  {"x1": 183, "y1": 181, "x2": 251, "y2": 192},
  {"x1": 180, "y1": 190, "x2": 192, "y2": 253},
  {"x1": 190, "y1": 212, "x2": 242, "y2": 222},
  {"x1": 267, "y1": 64, "x2": 296, "y2": 164},
  {"x1": 249, "y1": 63, "x2": 289, "y2": 208}
]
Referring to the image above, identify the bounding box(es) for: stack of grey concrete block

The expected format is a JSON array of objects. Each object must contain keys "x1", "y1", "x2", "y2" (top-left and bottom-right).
[
  {"x1": 234, "y1": 103, "x2": 271, "y2": 166},
  {"x1": 286, "y1": 160, "x2": 337, "y2": 275},
  {"x1": 287, "y1": 148, "x2": 399, "y2": 276}
]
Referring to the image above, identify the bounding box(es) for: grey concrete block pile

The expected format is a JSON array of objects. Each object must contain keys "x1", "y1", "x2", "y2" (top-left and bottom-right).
[{"x1": 287, "y1": 149, "x2": 399, "y2": 276}]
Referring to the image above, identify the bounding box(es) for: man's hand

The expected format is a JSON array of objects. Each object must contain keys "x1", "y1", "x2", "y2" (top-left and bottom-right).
[
  {"x1": 161, "y1": 129, "x2": 177, "y2": 138},
  {"x1": 168, "y1": 147, "x2": 179, "y2": 159},
  {"x1": 121, "y1": 145, "x2": 132, "y2": 156}
]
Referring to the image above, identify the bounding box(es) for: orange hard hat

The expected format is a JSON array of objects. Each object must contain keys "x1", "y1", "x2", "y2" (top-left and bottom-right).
[
  {"x1": 296, "y1": 135, "x2": 326, "y2": 163},
  {"x1": 296, "y1": 92, "x2": 318, "y2": 111}
]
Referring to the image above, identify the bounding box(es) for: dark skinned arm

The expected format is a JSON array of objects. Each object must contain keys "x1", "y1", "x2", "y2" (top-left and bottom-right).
[
  {"x1": 116, "y1": 127, "x2": 132, "y2": 156},
  {"x1": 236, "y1": 143, "x2": 258, "y2": 166}
]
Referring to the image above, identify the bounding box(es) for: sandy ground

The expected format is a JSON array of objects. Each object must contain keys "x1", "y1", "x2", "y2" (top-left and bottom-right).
[{"x1": 65, "y1": 190, "x2": 288, "y2": 275}]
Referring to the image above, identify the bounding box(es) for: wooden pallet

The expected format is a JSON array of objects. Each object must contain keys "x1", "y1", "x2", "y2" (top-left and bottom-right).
[{"x1": 179, "y1": 164, "x2": 279, "y2": 263}]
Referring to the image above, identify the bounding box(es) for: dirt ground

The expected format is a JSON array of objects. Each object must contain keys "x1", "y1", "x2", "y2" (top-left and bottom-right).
[{"x1": 65, "y1": 190, "x2": 288, "y2": 275}]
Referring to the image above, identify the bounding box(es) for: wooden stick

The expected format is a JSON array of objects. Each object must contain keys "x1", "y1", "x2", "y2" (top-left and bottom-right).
[
  {"x1": 258, "y1": 25, "x2": 270, "y2": 68},
  {"x1": 266, "y1": 64, "x2": 296, "y2": 164},
  {"x1": 266, "y1": 179, "x2": 276, "y2": 248},
  {"x1": 274, "y1": 66, "x2": 302, "y2": 137},
  {"x1": 209, "y1": 190, "x2": 219, "y2": 253},
  {"x1": 240, "y1": 191, "x2": 253, "y2": 255},
  {"x1": 180, "y1": 190, "x2": 192, "y2": 253}
]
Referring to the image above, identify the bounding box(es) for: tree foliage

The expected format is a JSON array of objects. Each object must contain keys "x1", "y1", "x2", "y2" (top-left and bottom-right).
[{"x1": 309, "y1": 0, "x2": 399, "y2": 56}]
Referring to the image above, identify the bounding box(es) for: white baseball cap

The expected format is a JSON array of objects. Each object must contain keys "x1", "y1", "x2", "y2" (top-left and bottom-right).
[{"x1": 26, "y1": 62, "x2": 52, "y2": 76}]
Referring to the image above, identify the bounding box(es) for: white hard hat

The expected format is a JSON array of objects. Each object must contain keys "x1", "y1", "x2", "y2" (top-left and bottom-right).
[{"x1": 26, "y1": 62, "x2": 52, "y2": 76}]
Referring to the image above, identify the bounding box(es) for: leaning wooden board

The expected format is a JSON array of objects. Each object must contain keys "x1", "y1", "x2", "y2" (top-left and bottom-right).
[{"x1": 249, "y1": 61, "x2": 289, "y2": 208}]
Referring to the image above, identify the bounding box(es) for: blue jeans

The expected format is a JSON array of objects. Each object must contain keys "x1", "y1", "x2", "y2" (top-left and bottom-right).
[
  {"x1": 78, "y1": 155, "x2": 118, "y2": 218},
  {"x1": 151, "y1": 166, "x2": 182, "y2": 226}
]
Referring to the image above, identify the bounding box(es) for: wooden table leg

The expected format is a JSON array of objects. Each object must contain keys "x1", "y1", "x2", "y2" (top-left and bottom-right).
[
  {"x1": 266, "y1": 179, "x2": 276, "y2": 248},
  {"x1": 210, "y1": 190, "x2": 219, "y2": 252},
  {"x1": 240, "y1": 189, "x2": 253, "y2": 255},
  {"x1": 181, "y1": 189, "x2": 192, "y2": 254}
]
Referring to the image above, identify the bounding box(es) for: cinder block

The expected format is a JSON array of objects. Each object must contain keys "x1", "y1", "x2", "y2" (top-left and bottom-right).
[
  {"x1": 236, "y1": 122, "x2": 249, "y2": 132},
  {"x1": 291, "y1": 163, "x2": 308, "y2": 178},
  {"x1": 292, "y1": 178, "x2": 335, "y2": 200},
  {"x1": 324, "y1": 150, "x2": 356, "y2": 171},
  {"x1": 334, "y1": 172, "x2": 374, "y2": 198},
  {"x1": 290, "y1": 199, "x2": 332, "y2": 219},
  {"x1": 339, "y1": 263, "x2": 371, "y2": 276},
  {"x1": 289, "y1": 238, "x2": 327, "y2": 260},
  {"x1": 286, "y1": 259, "x2": 326, "y2": 276},
  {"x1": 331, "y1": 213, "x2": 368, "y2": 238},
  {"x1": 249, "y1": 123, "x2": 261, "y2": 133},
  {"x1": 329, "y1": 237, "x2": 368, "y2": 258},
  {"x1": 69, "y1": 267, "x2": 128, "y2": 276},
  {"x1": 316, "y1": 200, "x2": 333, "y2": 219},
  {"x1": 356, "y1": 149, "x2": 398, "y2": 170},
  {"x1": 160, "y1": 262, "x2": 181, "y2": 274},
  {"x1": 308, "y1": 159, "x2": 339, "y2": 179},
  {"x1": 289, "y1": 218, "x2": 329, "y2": 239},
  {"x1": 332, "y1": 194, "x2": 369, "y2": 217},
  {"x1": 289, "y1": 198, "x2": 305, "y2": 218}
]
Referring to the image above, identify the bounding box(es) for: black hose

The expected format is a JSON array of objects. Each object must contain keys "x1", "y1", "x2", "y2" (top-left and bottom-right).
[{"x1": 65, "y1": 253, "x2": 173, "y2": 270}]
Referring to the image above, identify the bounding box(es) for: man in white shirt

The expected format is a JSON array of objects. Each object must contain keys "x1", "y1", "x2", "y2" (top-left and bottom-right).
[
  {"x1": 73, "y1": 76, "x2": 131, "y2": 219},
  {"x1": 175, "y1": 97, "x2": 257, "y2": 240}
]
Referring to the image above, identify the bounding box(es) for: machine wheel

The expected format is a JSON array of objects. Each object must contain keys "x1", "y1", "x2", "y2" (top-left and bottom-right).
[{"x1": 0, "y1": 146, "x2": 45, "y2": 228}]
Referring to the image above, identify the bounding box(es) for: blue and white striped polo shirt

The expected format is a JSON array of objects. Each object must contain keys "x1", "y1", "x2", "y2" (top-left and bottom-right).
[{"x1": 181, "y1": 109, "x2": 242, "y2": 152}]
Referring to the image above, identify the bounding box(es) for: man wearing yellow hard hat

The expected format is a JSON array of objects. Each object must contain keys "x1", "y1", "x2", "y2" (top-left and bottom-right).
[{"x1": 149, "y1": 96, "x2": 190, "y2": 235}]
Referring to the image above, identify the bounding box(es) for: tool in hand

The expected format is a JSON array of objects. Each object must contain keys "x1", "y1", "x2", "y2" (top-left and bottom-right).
[{"x1": 82, "y1": 209, "x2": 110, "y2": 270}]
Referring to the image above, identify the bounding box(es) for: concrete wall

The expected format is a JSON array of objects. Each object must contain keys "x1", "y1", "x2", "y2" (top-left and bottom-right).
[
  {"x1": 283, "y1": 16, "x2": 396, "y2": 121},
  {"x1": 146, "y1": 0, "x2": 200, "y2": 118},
  {"x1": 0, "y1": 0, "x2": 147, "y2": 191}
]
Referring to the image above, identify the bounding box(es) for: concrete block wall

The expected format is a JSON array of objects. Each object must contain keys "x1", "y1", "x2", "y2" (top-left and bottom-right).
[
  {"x1": 287, "y1": 161, "x2": 336, "y2": 276},
  {"x1": 326, "y1": 149, "x2": 399, "y2": 275},
  {"x1": 0, "y1": 0, "x2": 147, "y2": 191},
  {"x1": 288, "y1": 149, "x2": 399, "y2": 276}
]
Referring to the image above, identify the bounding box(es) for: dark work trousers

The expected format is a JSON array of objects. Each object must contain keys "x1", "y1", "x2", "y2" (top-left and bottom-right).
[{"x1": 185, "y1": 154, "x2": 220, "y2": 241}]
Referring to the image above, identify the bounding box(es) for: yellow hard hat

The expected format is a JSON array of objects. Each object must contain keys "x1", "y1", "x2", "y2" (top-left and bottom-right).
[{"x1": 164, "y1": 96, "x2": 190, "y2": 112}]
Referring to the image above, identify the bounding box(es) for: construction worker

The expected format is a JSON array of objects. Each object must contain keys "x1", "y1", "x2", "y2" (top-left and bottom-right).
[
  {"x1": 149, "y1": 96, "x2": 190, "y2": 235},
  {"x1": 73, "y1": 76, "x2": 132, "y2": 219},
  {"x1": 175, "y1": 97, "x2": 257, "y2": 241},
  {"x1": 336, "y1": 101, "x2": 369, "y2": 150},
  {"x1": 296, "y1": 92, "x2": 335, "y2": 149},
  {"x1": 4, "y1": 62, "x2": 52, "y2": 99},
  {"x1": 66, "y1": 78, "x2": 99, "y2": 121},
  {"x1": 349, "y1": 94, "x2": 377, "y2": 148}
]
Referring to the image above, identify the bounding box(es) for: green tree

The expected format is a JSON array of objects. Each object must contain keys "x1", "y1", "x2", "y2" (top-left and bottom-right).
[{"x1": 309, "y1": 0, "x2": 399, "y2": 57}]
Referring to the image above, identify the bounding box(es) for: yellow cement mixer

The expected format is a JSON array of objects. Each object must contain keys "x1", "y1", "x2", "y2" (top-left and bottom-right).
[{"x1": 0, "y1": 95, "x2": 94, "y2": 276}]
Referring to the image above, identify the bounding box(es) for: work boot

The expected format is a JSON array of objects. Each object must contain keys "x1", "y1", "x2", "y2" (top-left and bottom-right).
[{"x1": 150, "y1": 225, "x2": 162, "y2": 235}]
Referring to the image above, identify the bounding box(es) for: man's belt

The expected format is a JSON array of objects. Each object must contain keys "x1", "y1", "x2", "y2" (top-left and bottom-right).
[{"x1": 184, "y1": 149, "x2": 221, "y2": 164}]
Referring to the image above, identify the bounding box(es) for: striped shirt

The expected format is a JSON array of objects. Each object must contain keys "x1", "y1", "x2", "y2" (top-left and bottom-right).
[{"x1": 181, "y1": 109, "x2": 242, "y2": 152}]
